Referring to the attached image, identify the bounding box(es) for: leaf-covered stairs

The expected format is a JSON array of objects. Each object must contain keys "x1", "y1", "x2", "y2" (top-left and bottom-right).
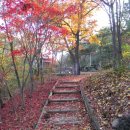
[{"x1": 35, "y1": 79, "x2": 90, "y2": 130}]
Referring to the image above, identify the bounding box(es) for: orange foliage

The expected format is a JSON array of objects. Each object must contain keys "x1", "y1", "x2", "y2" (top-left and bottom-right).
[{"x1": 59, "y1": 0, "x2": 98, "y2": 50}]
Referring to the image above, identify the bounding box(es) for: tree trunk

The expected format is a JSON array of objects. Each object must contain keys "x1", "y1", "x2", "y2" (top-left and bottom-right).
[
  {"x1": 29, "y1": 64, "x2": 34, "y2": 96},
  {"x1": 111, "y1": 5, "x2": 118, "y2": 68},
  {"x1": 70, "y1": 56, "x2": 80, "y2": 75},
  {"x1": 116, "y1": 0, "x2": 122, "y2": 65},
  {"x1": 36, "y1": 57, "x2": 40, "y2": 76},
  {"x1": 73, "y1": 63, "x2": 76, "y2": 75},
  {"x1": 40, "y1": 57, "x2": 44, "y2": 84},
  {"x1": 117, "y1": 30, "x2": 122, "y2": 60},
  {"x1": 59, "y1": 51, "x2": 63, "y2": 74},
  {"x1": 74, "y1": 56, "x2": 80, "y2": 75},
  {"x1": 20, "y1": 87, "x2": 25, "y2": 108},
  {"x1": 64, "y1": 35, "x2": 80, "y2": 75},
  {"x1": 117, "y1": 22, "x2": 122, "y2": 66},
  {"x1": 10, "y1": 42, "x2": 25, "y2": 108},
  {"x1": 102, "y1": 0, "x2": 123, "y2": 68},
  {"x1": 74, "y1": 31, "x2": 80, "y2": 75}
]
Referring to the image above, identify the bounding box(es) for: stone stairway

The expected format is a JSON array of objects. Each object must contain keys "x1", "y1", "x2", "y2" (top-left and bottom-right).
[
  {"x1": 36, "y1": 79, "x2": 89, "y2": 130},
  {"x1": 46, "y1": 81, "x2": 82, "y2": 124}
]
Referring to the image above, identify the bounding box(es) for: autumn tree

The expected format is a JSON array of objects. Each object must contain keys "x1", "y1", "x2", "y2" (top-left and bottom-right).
[
  {"x1": 0, "y1": 0, "x2": 64, "y2": 107},
  {"x1": 95, "y1": 0, "x2": 124, "y2": 68},
  {"x1": 58, "y1": 0, "x2": 99, "y2": 75}
]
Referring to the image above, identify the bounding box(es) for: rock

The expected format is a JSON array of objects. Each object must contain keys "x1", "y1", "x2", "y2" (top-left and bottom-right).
[{"x1": 112, "y1": 114, "x2": 130, "y2": 130}]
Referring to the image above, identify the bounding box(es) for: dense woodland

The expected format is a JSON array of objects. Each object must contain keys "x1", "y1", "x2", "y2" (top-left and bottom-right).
[{"x1": 0, "y1": 0, "x2": 130, "y2": 129}]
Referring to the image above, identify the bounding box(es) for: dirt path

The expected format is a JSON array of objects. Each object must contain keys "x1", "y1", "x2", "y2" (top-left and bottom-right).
[{"x1": 35, "y1": 76, "x2": 91, "y2": 130}]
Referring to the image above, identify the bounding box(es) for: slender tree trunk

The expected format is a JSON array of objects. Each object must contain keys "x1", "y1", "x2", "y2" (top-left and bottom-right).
[
  {"x1": 75, "y1": 31, "x2": 80, "y2": 75},
  {"x1": 117, "y1": 23, "x2": 122, "y2": 65},
  {"x1": 4, "y1": 80, "x2": 17, "y2": 112},
  {"x1": 59, "y1": 51, "x2": 63, "y2": 74},
  {"x1": 40, "y1": 57, "x2": 44, "y2": 84},
  {"x1": 99, "y1": 46, "x2": 102, "y2": 68},
  {"x1": 116, "y1": 0, "x2": 122, "y2": 65},
  {"x1": 90, "y1": 53, "x2": 92, "y2": 66},
  {"x1": 10, "y1": 42, "x2": 25, "y2": 108},
  {"x1": 111, "y1": 5, "x2": 118, "y2": 68},
  {"x1": 0, "y1": 96, "x2": 3, "y2": 109},
  {"x1": 20, "y1": 87, "x2": 25, "y2": 108},
  {"x1": 37, "y1": 57, "x2": 40, "y2": 76},
  {"x1": 10, "y1": 42, "x2": 21, "y2": 89},
  {"x1": 29, "y1": 64, "x2": 34, "y2": 96}
]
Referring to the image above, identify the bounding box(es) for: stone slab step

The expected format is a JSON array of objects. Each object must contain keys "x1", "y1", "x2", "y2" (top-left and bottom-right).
[
  {"x1": 56, "y1": 85, "x2": 79, "y2": 88},
  {"x1": 52, "y1": 90, "x2": 80, "y2": 94},
  {"x1": 61, "y1": 81, "x2": 80, "y2": 84},
  {"x1": 52, "y1": 120, "x2": 82, "y2": 125},
  {"x1": 46, "y1": 109, "x2": 78, "y2": 113},
  {"x1": 49, "y1": 98, "x2": 80, "y2": 102},
  {"x1": 48, "y1": 116, "x2": 82, "y2": 125},
  {"x1": 41, "y1": 120, "x2": 81, "y2": 125}
]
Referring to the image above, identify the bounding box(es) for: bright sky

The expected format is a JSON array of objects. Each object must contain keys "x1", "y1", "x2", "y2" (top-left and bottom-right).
[
  {"x1": 94, "y1": 0, "x2": 129, "y2": 31},
  {"x1": 94, "y1": 9, "x2": 109, "y2": 31}
]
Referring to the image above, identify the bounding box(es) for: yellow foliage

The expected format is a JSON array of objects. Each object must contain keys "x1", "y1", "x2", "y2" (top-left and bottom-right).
[
  {"x1": 123, "y1": 51, "x2": 130, "y2": 58},
  {"x1": 68, "y1": 37, "x2": 75, "y2": 42},
  {"x1": 61, "y1": 0, "x2": 97, "y2": 44},
  {"x1": 89, "y1": 35, "x2": 101, "y2": 45},
  {"x1": 122, "y1": 44, "x2": 130, "y2": 59}
]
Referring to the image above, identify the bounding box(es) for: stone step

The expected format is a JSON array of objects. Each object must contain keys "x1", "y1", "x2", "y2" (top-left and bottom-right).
[
  {"x1": 56, "y1": 85, "x2": 79, "y2": 88},
  {"x1": 52, "y1": 90, "x2": 80, "y2": 94},
  {"x1": 49, "y1": 98, "x2": 80, "y2": 102},
  {"x1": 61, "y1": 81, "x2": 80, "y2": 84},
  {"x1": 52, "y1": 120, "x2": 82, "y2": 125},
  {"x1": 46, "y1": 109, "x2": 78, "y2": 113},
  {"x1": 48, "y1": 116, "x2": 82, "y2": 125}
]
